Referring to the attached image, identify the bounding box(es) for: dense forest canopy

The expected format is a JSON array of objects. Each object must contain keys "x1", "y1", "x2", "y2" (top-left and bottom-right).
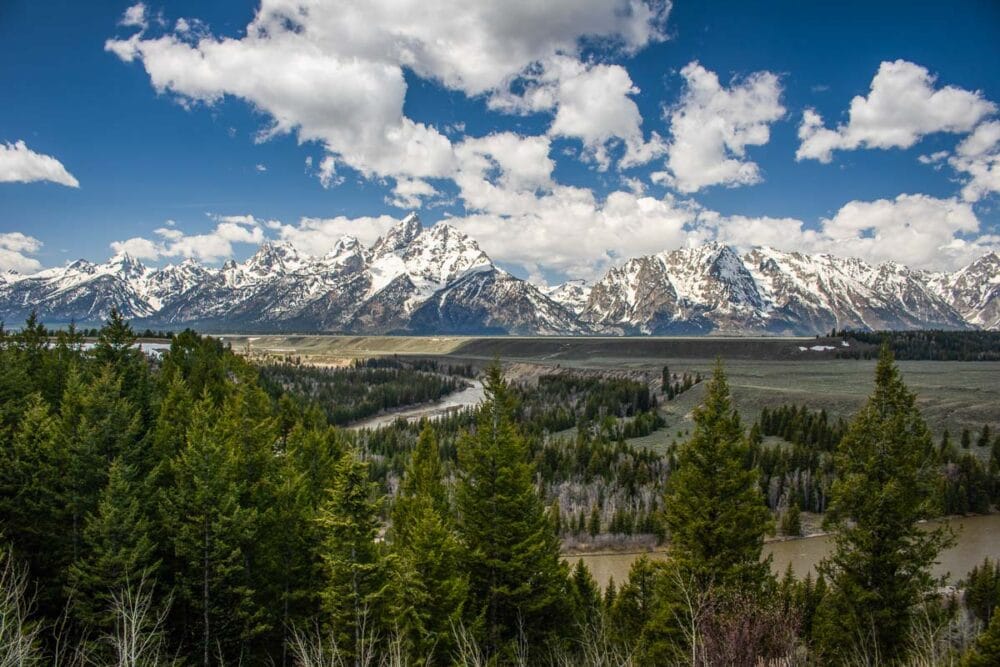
[{"x1": 0, "y1": 310, "x2": 998, "y2": 665}]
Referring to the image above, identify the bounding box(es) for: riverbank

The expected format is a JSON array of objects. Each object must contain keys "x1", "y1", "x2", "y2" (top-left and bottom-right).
[{"x1": 564, "y1": 513, "x2": 1000, "y2": 589}]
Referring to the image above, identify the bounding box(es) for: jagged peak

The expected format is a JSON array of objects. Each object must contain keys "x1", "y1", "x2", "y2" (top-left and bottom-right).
[
  {"x1": 66, "y1": 258, "x2": 96, "y2": 271},
  {"x1": 417, "y1": 222, "x2": 484, "y2": 251},
  {"x1": 386, "y1": 213, "x2": 422, "y2": 242},
  {"x1": 370, "y1": 213, "x2": 423, "y2": 258},
  {"x1": 424, "y1": 221, "x2": 459, "y2": 237},
  {"x1": 104, "y1": 251, "x2": 147, "y2": 275},
  {"x1": 658, "y1": 241, "x2": 739, "y2": 263},
  {"x1": 254, "y1": 239, "x2": 299, "y2": 256}
]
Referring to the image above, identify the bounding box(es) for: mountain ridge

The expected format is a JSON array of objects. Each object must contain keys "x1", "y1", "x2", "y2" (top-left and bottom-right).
[{"x1": 1, "y1": 214, "x2": 996, "y2": 335}]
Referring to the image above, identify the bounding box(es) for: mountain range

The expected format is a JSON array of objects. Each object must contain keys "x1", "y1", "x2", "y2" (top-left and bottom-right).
[{"x1": 2, "y1": 213, "x2": 998, "y2": 335}]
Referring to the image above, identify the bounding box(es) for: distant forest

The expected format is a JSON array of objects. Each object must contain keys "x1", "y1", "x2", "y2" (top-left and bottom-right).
[
  {"x1": 258, "y1": 358, "x2": 472, "y2": 425},
  {"x1": 0, "y1": 311, "x2": 998, "y2": 665},
  {"x1": 837, "y1": 329, "x2": 1000, "y2": 360}
]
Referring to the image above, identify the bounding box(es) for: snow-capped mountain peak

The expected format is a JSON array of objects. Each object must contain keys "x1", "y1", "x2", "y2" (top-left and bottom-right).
[
  {"x1": 931, "y1": 250, "x2": 1000, "y2": 329},
  {"x1": 0, "y1": 214, "x2": 996, "y2": 334},
  {"x1": 102, "y1": 252, "x2": 148, "y2": 281},
  {"x1": 545, "y1": 279, "x2": 591, "y2": 315},
  {"x1": 369, "y1": 212, "x2": 422, "y2": 259}
]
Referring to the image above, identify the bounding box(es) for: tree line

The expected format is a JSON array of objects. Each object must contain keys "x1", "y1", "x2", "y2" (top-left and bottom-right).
[{"x1": 834, "y1": 329, "x2": 1000, "y2": 361}]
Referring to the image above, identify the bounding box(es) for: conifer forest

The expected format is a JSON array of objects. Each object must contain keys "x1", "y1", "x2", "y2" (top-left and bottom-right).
[{"x1": 1, "y1": 313, "x2": 999, "y2": 666}]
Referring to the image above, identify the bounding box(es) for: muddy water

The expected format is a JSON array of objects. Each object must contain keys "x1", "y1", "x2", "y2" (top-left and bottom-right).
[
  {"x1": 569, "y1": 514, "x2": 1000, "y2": 589},
  {"x1": 348, "y1": 380, "x2": 485, "y2": 430}
]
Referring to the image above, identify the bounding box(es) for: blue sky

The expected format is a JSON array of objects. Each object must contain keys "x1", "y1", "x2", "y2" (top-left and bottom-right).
[{"x1": 1, "y1": 0, "x2": 999, "y2": 282}]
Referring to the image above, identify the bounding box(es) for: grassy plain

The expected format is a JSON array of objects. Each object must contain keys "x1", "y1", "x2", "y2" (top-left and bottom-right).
[
  {"x1": 223, "y1": 334, "x2": 999, "y2": 450},
  {"x1": 630, "y1": 358, "x2": 999, "y2": 453}
]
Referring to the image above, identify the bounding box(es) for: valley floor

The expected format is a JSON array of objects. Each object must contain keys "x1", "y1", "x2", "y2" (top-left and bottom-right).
[{"x1": 223, "y1": 334, "x2": 1000, "y2": 441}]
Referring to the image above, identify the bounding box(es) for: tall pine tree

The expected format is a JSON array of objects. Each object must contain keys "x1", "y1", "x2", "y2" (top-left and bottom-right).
[
  {"x1": 0, "y1": 394, "x2": 72, "y2": 615},
  {"x1": 391, "y1": 423, "x2": 467, "y2": 664},
  {"x1": 815, "y1": 344, "x2": 954, "y2": 662},
  {"x1": 161, "y1": 393, "x2": 263, "y2": 665},
  {"x1": 68, "y1": 458, "x2": 160, "y2": 632},
  {"x1": 455, "y1": 364, "x2": 570, "y2": 659},
  {"x1": 662, "y1": 360, "x2": 772, "y2": 592},
  {"x1": 318, "y1": 450, "x2": 390, "y2": 662}
]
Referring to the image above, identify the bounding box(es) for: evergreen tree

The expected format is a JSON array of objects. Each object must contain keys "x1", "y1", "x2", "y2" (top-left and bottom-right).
[
  {"x1": 61, "y1": 364, "x2": 144, "y2": 563},
  {"x1": 265, "y1": 451, "x2": 321, "y2": 662},
  {"x1": 68, "y1": 458, "x2": 160, "y2": 632},
  {"x1": 549, "y1": 500, "x2": 562, "y2": 535},
  {"x1": 0, "y1": 394, "x2": 72, "y2": 615},
  {"x1": 91, "y1": 308, "x2": 137, "y2": 367},
  {"x1": 662, "y1": 360, "x2": 772, "y2": 592},
  {"x1": 91, "y1": 309, "x2": 152, "y2": 425},
  {"x1": 963, "y1": 558, "x2": 1000, "y2": 624},
  {"x1": 287, "y1": 420, "x2": 343, "y2": 508},
  {"x1": 318, "y1": 450, "x2": 390, "y2": 662},
  {"x1": 608, "y1": 556, "x2": 661, "y2": 651},
  {"x1": 456, "y1": 364, "x2": 570, "y2": 658},
  {"x1": 0, "y1": 324, "x2": 31, "y2": 437},
  {"x1": 150, "y1": 375, "x2": 194, "y2": 471},
  {"x1": 569, "y1": 559, "x2": 602, "y2": 631},
  {"x1": 816, "y1": 345, "x2": 954, "y2": 663},
  {"x1": 391, "y1": 424, "x2": 467, "y2": 664},
  {"x1": 604, "y1": 577, "x2": 617, "y2": 615},
  {"x1": 161, "y1": 394, "x2": 263, "y2": 665}
]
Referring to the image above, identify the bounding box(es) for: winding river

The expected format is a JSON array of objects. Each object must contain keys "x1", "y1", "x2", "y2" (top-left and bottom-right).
[{"x1": 348, "y1": 380, "x2": 486, "y2": 430}]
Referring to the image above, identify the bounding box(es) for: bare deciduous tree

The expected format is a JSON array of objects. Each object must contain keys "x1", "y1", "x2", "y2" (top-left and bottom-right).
[
  {"x1": 0, "y1": 548, "x2": 41, "y2": 667},
  {"x1": 103, "y1": 575, "x2": 172, "y2": 667}
]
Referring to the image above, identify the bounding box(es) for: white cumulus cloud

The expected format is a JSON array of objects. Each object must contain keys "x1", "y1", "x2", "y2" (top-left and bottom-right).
[
  {"x1": 446, "y1": 188, "x2": 698, "y2": 280},
  {"x1": 120, "y1": 3, "x2": 148, "y2": 29},
  {"x1": 111, "y1": 215, "x2": 268, "y2": 263},
  {"x1": 490, "y1": 56, "x2": 665, "y2": 170},
  {"x1": 0, "y1": 232, "x2": 44, "y2": 273},
  {"x1": 388, "y1": 179, "x2": 439, "y2": 209},
  {"x1": 0, "y1": 140, "x2": 79, "y2": 188},
  {"x1": 797, "y1": 60, "x2": 996, "y2": 163},
  {"x1": 454, "y1": 133, "x2": 557, "y2": 216},
  {"x1": 106, "y1": 0, "x2": 670, "y2": 198},
  {"x1": 657, "y1": 62, "x2": 785, "y2": 193},
  {"x1": 949, "y1": 120, "x2": 1000, "y2": 202}
]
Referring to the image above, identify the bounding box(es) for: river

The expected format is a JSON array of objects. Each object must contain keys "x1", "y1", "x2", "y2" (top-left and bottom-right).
[
  {"x1": 569, "y1": 514, "x2": 1000, "y2": 589},
  {"x1": 348, "y1": 380, "x2": 486, "y2": 430}
]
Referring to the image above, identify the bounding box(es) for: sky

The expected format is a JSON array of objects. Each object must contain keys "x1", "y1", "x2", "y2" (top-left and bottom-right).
[{"x1": 1, "y1": 0, "x2": 999, "y2": 284}]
